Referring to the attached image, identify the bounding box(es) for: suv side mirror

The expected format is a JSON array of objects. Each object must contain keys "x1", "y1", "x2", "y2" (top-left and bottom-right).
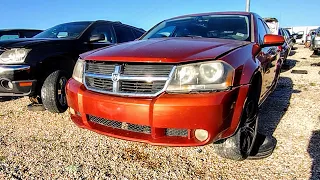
[
  {"x1": 89, "y1": 34, "x2": 105, "y2": 42},
  {"x1": 262, "y1": 34, "x2": 284, "y2": 47}
]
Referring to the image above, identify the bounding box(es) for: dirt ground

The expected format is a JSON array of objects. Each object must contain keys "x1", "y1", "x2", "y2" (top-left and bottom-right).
[{"x1": 0, "y1": 45, "x2": 319, "y2": 179}]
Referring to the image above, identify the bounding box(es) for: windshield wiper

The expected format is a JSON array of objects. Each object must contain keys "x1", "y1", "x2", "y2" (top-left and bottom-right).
[{"x1": 183, "y1": 35, "x2": 203, "y2": 38}]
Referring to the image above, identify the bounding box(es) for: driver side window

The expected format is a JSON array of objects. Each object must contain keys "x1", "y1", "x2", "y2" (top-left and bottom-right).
[
  {"x1": 89, "y1": 25, "x2": 114, "y2": 43},
  {"x1": 257, "y1": 19, "x2": 267, "y2": 44}
]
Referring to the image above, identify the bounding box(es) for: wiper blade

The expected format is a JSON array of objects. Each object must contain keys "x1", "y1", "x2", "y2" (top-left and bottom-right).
[{"x1": 183, "y1": 35, "x2": 203, "y2": 38}]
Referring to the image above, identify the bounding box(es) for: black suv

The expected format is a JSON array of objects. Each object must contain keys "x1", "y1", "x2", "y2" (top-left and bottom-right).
[
  {"x1": 0, "y1": 29, "x2": 42, "y2": 40},
  {"x1": 0, "y1": 20, "x2": 145, "y2": 113}
]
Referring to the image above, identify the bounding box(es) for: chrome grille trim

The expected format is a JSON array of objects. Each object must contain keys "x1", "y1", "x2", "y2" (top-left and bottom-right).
[{"x1": 83, "y1": 62, "x2": 176, "y2": 97}]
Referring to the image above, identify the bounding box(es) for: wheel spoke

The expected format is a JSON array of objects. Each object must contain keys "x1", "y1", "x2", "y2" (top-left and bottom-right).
[{"x1": 57, "y1": 77, "x2": 67, "y2": 106}]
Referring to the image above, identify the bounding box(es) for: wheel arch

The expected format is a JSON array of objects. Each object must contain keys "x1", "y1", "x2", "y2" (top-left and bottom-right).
[
  {"x1": 33, "y1": 54, "x2": 76, "y2": 97},
  {"x1": 219, "y1": 67, "x2": 262, "y2": 140}
]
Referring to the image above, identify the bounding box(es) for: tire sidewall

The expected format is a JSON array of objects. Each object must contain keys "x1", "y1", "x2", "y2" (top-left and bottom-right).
[{"x1": 41, "y1": 70, "x2": 69, "y2": 113}]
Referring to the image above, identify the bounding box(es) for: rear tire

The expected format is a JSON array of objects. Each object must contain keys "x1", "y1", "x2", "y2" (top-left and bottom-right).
[
  {"x1": 41, "y1": 70, "x2": 69, "y2": 113},
  {"x1": 213, "y1": 84, "x2": 260, "y2": 161}
]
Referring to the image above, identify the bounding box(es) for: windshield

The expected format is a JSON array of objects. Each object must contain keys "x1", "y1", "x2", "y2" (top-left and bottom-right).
[
  {"x1": 34, "y1": 22, "x2": 91, "y2": 39},
  {"x1": 142, "y1": 15, "x2": 251, "y2": 41}
]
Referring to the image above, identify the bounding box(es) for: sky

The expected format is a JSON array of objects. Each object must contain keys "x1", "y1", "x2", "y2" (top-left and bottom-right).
[{"x1": 0, "y1": 0, "x2": 318, "y2": 31}]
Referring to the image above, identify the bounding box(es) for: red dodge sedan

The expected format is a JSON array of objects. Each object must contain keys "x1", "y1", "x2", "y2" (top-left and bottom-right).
[{"x1": 66, "y1": 12, "x2": 284, "y2": 160}]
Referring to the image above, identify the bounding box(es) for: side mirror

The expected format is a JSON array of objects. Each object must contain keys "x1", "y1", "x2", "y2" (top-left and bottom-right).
[
  {"x1": 262, "y1": 34, "x2": 284, "y2": 47},
  {"x1": 89, "y1": 34, "x2": 105, "y2": 42}
]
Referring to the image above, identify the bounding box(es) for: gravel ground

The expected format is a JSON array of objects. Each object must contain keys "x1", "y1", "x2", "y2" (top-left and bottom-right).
[{"x1": 0, "y1": 45, "x2": 320, "y2": 179}]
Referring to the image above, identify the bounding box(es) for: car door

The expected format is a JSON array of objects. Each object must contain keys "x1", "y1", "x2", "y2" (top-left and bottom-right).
[
  {"x1": 256, "y1": 19, "x2": 278, "y2": 96},
  {"x1": 113, "y1": 25, "x2": 136, "y2": 43},
  {"x1": 86, "y1": 23, "x2": 116, "y2": 50}
]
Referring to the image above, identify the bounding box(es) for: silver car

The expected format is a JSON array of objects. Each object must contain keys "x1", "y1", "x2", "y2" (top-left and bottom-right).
[{"x1": 311, "y1": 27, "x2": 320, "y2": 54}]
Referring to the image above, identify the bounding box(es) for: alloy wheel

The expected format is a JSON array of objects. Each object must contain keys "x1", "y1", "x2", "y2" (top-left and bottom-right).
[
  {"x1": 240, "y1": 99, "x2": 258, "y2": 156},
  {"x1": 57, "y1": 76, "x2": 67, "y2": 106}
]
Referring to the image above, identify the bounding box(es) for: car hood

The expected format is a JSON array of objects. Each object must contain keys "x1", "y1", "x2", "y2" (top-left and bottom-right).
[
  {"x1": 0, "y1": 38, "x2": 74, "y2": 49},
  {"x1": 82, "y1": 38, "x2": 251, "y2": 63}
]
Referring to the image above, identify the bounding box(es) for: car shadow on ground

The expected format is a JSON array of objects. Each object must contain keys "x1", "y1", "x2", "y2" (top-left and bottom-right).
[
  {"x1": 0, "y1": 97, "x2": 20, "y2": 102},
  {"x1": 249, "y1": 77, "x2": 297, "y2": 158},
  {"x1": 258, "y1": 77, "x2": 295, "y2": 137},
  {"x1": 289, "y1": 50, "x2": 296, "y2": 56},
  {"x1": 308, "y1": 130, "x2": 320, "y2": 180},
  {"x1": 281, "y1": 59, "x2": 299, "y2": 73}
]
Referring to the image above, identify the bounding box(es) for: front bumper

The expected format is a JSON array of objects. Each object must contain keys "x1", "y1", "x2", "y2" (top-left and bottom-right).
[
  {"x1": 66, "y1": 79, "x2": 250, "y2": 146},
  {"x1": 0, "y1": 65, "x2": 36, "y2": 96}
]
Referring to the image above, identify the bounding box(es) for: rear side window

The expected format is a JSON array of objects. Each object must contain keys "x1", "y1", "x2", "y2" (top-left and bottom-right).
[{"x1": 113, "y1": 25, "x2": 136, "y2": 43}]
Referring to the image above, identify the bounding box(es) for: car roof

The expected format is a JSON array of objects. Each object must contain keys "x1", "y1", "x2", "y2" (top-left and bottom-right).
[
  {"x1": 168, "y1": 11, "x2": 253, "y2": 20},
  {"x1": 0, "y1": 29, "x2": 42, "y2": 32}
]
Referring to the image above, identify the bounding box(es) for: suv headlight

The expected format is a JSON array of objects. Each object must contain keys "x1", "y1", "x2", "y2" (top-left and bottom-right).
[
  {"x1": 0, "y1": 48, "x2": 30, "y2": 64},
  {"x1": 72, "y1": 58, "x2": 85, "y2": 83},
  {"x1": 166, "y1": 61, "x2": 234, "y2": 92}
]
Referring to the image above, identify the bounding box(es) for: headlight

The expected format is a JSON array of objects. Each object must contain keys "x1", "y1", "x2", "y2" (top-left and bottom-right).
[
  {"x1": 72, "y1": 58, "x2": 85, "y2": 83},
  {"x1": 0, "y1": 48, "x2": 30, "y2": 64},
  {"x1": 166, "y1": 61, "x2": 234, "y2": 92}
]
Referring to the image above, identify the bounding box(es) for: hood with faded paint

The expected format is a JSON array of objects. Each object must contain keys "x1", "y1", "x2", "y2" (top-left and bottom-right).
[{"x1": 82, "y1": 38, "x2": 251, "y2": 63}]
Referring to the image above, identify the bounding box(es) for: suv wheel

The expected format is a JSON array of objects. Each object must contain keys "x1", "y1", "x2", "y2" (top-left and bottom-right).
[
  {"x1": 213, "y1": 85, "x2": 259, "y2": 161},
  {"x1": 41, "y1": 70, "x2": 69, "y2": 113}
]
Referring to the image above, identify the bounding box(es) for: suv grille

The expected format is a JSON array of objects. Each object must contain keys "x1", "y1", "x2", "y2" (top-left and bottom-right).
[
  {"x1": 88, "y1": 115, "x2": 151, "y2": 134},
  {"x1": 84, "y1": 61, "x2": 174, "y2": 96}
]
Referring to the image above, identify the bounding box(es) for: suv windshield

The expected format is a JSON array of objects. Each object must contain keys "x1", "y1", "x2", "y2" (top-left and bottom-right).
[
  {"x1": 34, "y1": 22, "x2": 91, "y2": 39},
  {"x1": 142, "y1": 15, "x2": 251, "y2": 41}
]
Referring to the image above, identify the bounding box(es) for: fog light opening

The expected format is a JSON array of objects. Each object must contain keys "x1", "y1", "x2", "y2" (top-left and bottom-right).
[
  {"x1": 195, "y1": 129, "x2": 209, "y2": 142},
  {"x1": 0, "y1": 79, "x2": 13, "y2": 90}
]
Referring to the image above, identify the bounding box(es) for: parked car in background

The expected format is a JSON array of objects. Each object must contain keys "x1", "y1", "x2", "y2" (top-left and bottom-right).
[
  {"x1": 295, "y1": 31, "x2": 305, "y2": 44},
  {"x1": 0, "y1": 20, "x2": 145, "y2": 113},
  {"x1": 264, "y1": 17, "x2": 279, "y2": 35},
  {"x1": 285, "y1": 26, "x2": 319, "y2": 44},
  {"x1": 305, "y1": 29, "x2": 317, "y2": 48},
  {"x1": 310, "y1": 27, "x2": 320, "y2": 55},
  {"x1": 66, "y1": 12, "x2": 284, "y2": 161},
  {"x1": 0, "y1": 29, "x2": 42, "y2": 40},
  {"x1": 283, "y1": 28, "x2": 296, "y2": 43},
  {"x1": 279, "y1": 28, "x2": 293, "y2": 62}
]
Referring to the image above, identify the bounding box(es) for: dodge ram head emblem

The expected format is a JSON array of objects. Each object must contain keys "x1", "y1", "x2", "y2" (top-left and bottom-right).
[{"x1": 111, "y1": 73, "x2": 120, "y2": 82}]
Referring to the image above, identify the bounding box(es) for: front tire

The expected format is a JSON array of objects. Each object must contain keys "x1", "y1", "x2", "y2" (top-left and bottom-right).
[
  {"x1": 213, "y1": 86, "x2": 259, "y2": 161},
  {"x1": 41, "y1": 70, "x2": 69, "y2": 113}
]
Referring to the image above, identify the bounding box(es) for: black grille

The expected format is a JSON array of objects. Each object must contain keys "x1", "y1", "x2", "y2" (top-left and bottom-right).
[
  {"x1": 86, "y1": 62, "x2": 115, "y2": 74},
  {"x1": 123, "y1": 64, "x2": 173, "y2": 76},
  {"x1": 120, "y1": 81, "x2": 166, "y2": 93},
  {"x1": 85, "y1": 77, "x2": 113, "y2": 91},
  {"x1": 165, "y1": 128, "x2": 188, "y2": 137},
  {"x1": 88, "y1": 115, "x2": 151, "y2": 134}
]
